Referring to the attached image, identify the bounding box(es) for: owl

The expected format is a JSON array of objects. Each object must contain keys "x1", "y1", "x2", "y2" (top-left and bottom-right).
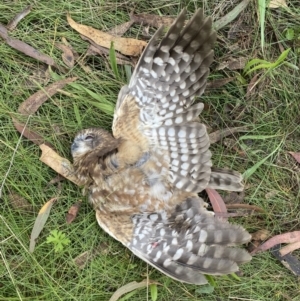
[{"x1": 71, "y1": 8, "x2": 251, "y2": 285}]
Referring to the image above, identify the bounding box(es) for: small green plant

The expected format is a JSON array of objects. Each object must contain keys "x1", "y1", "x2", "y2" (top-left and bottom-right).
[
  {"x1": 243, "y1": 48, "x2": 291, "y2": 76},
  {"x1": 46, "y1": 229, "x2": 71, "y2": 252}
]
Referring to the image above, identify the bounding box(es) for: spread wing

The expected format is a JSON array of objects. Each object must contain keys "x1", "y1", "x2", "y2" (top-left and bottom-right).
[{"x1": 112, "y1": 9, "x2": 240, "y2": 192}]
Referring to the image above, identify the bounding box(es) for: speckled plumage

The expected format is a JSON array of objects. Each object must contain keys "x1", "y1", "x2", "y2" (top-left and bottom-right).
[{"x1": 71, "y1": 8, "x2": 251, "y2": 285}]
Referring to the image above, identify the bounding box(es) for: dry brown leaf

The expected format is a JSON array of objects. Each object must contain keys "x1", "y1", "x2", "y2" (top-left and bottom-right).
[
  {"x1": 206, "y1": 188, "x2": 227, "y2": 221},
  {"x1": 18, "y1": 77, "x2": 77, "y2": 115},
  {"x1": 56, "y1": 43, "x2": 75, "y2": 68},
  {"x1": 224, "y1": 191, "x2": 245, "y2": 204},
  {"x1": 66, "y1": 200, "x2": 82, "y2": 224},
  {"x1": 289, "y1": 152, "x2": 300, "y2": 164},
  {"x1": 8, "y1": 192, "x2": 34, "y2": 213},
  {"x1": 107, "y1": 20, "x2": 134, "y2": 36},
  {"x1": 251, "y1": 231, "x2": 300, "y2": 255},
  {"x1": 29, "y1": 198, "x2": 57, "y2": 253},
  {"x1": 85, "y1": 42, "x2": 133, "y2": 66},
  {"x1": 226, "y1": 203, "x2": 265, "y2": 213},
  {"x1": 39, "y1": 144, "x2": 81, "y2": 186},
  {"x1": 109, "y1": 280, "x2": 160, "y2": 301},
  {"x1": 67, "y1": 14, "x2": 146, "y2": 56},
  {"x1": 0, "y1": 23, "x2": 57, "y2": 67},
  {"x1": 279, "y1": 241, "x2": 300, "y2": 256},
  {"x1": 130, "y1": 12, "x2": 175, "y2": 28},
  {"x1": 269, "y1": 0, "x2": 288, "y2": 8},
  {"x1": 206, "y1": 77, "x2": 235, "y2": 90},
  {"x1": 7, "y1": 5, "x2": 32, "y2": 31},
  {"x1": 271, "y1": 245, "x2": 300, "y2": 276},
  {"x1": 209, "y1": 126, "x2": 248, "y2": 144},
  {"x1": 251, "y1": 229, "x2": 271, "y2": 241},
  {"x1": 12, "y1": 117, "x2": 50, "y2": 146},
  {"x1": 217, "y1": 57, "x2": 248, "y2": 71}
]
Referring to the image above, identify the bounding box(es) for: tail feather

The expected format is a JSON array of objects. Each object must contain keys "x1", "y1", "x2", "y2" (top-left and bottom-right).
[
  {"x1": 207, "y1": 167, "x2": 244, "y2": 191},
  {"x1": 128, "y1": 197, "x2": 251, "y2": 284}
]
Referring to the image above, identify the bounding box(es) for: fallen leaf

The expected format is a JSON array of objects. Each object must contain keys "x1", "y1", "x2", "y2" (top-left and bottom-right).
[
  {"x1": 7, "y1": 5, "x2": 32, "y2": 31},
  {"x1": 29, "y1": 197, "x2": 57, "y2": 252},
  {"x1": 109, "y1": 280, "x2": 160, "y2": 301},
  {"x1": 289, "y1": 152, "x2": 300, "y2": 164},
  {"x1": 226, "y1": 204, "x2": 265, "y2": 213},
  {"x1": 66, "y1": 200, "x2": 82, "y2": 224},
  {"x1": 279, "y1": 241, "x2": 300, "y2": 256},
  {"x1": 251, "y1": 229, "x2": 271, "y2": 241},
  {"x1": 18, "y1": 77, "x2": 77, "y2": 115},
  {"x1": 224, "y1": 191, "x2": 245, "y2": 204},
  {"x1": 39, "y1": 144, "x2": 81, "y2": 186},
  {"x1": 209, "y1": 126, "x2": 248, "y2": 144},
  {"x1": 67, "y1": 14, "x2": 146, "y2": 56},
  {"x1": 8, "y1": 191, "x2": 34, "y2": 213},
  {"x1": 206, "y1": 77, "x2": 235, "y2": 89},
  {"x1": 217, "y1": 57, "x2": 248, "y2": 71},
  {"x1": 206, "y1": 188, "x2": 227, "y2": 221},
  {"x1": 107, "y1": 20, "x2": 134, "y2": 36},
  {"x1": 251, "y1": 231, "x2": 300, "y2": 255},
  {"x1": 82, "y1": 35, "x2": 133, "y2": 64},
  {"x1": 12, "y1": 117, "x2": 50, "y2": 146},
  {"x1": 73, "y1": 242, "x2": 110, "y2": 269},
  {"x1": 130, "y1": 12, "x2": 175, "y2": 28},
  {"x1": 268, "y1": 0, "x2": 288, "y2": 8},
  {"x1": 0, "y1": 23, "x2": 57, "y2": 67},
  {"x1": 56, "y1": 43, "x2": 75, "y2": 68},
  {"x1": 270, "y1": 245, "x2": 300, "y2": 276}
]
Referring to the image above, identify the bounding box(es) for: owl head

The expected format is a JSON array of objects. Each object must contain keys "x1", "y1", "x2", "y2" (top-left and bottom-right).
[{"x1": 71, "y1": 128, "x2": 119, "y2": 161}]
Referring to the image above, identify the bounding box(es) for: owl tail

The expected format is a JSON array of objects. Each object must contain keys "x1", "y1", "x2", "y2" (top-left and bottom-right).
[
  {"x1": 129, "y1": 198, "x2": 251, "y2": 284},
  {"x1": 207, "y1": 167, "x2": 244, "y2": 191}
]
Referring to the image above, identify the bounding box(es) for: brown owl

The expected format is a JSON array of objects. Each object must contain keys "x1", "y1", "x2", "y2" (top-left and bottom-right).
[{"x1": 71, "y1": 8, "x2": 251, "y2": 285}]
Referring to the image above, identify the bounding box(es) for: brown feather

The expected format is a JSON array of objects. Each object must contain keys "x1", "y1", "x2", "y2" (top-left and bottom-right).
[{"x1": 71, "y1": 8, "x2": 251, "y2": 285}]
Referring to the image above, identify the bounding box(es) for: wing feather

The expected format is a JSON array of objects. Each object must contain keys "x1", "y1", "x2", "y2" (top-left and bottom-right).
[{"x1": 113, "y1": 9, "x2": 230, "y2": 193}]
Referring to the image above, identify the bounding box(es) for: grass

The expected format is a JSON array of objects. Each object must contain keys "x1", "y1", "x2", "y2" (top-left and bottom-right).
[{"x1": 1, "y1": 0, "x2": 300, "y2": 300}]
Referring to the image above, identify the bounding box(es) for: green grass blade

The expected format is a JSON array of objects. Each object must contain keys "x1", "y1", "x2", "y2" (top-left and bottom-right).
[
  {"x1": 258, "y1": 0, "x2": 266, "y2": 50},
  {"x1": 243, "y1": 58, "x2": 270, "y2": 73},
  {"x1": 239, "y1": 134, "x2": 281, "y2": 140},
  {"x1": 85, "y1": 100, "x2": 114, "y2": 116},
  {"x1": 214, "y1": 0, "x2": 251, "y2": 30},
  {"x1": 124, "y1": 64, "x2": 132, "y2": 83},
  {"x1": 244, "y1": 48, "x2": 291, "y2": 75},
  {"x1": 73, "y1": 103, "x2": 82, "y2": 128},
  {"x1": 150, "y1": 284, "x2": 158, "y2": 301},
  {"x1": 109, "y1": 41, "x2": 120, "y2": 80},
  {"x1": 243, "y1": 140, "x2": 283, "y2": 180}
]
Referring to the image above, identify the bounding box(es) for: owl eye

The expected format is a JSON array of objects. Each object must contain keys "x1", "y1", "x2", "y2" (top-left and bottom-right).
[{"x1": 84, "y1": 135, "x2": 94, "y2": 141}]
